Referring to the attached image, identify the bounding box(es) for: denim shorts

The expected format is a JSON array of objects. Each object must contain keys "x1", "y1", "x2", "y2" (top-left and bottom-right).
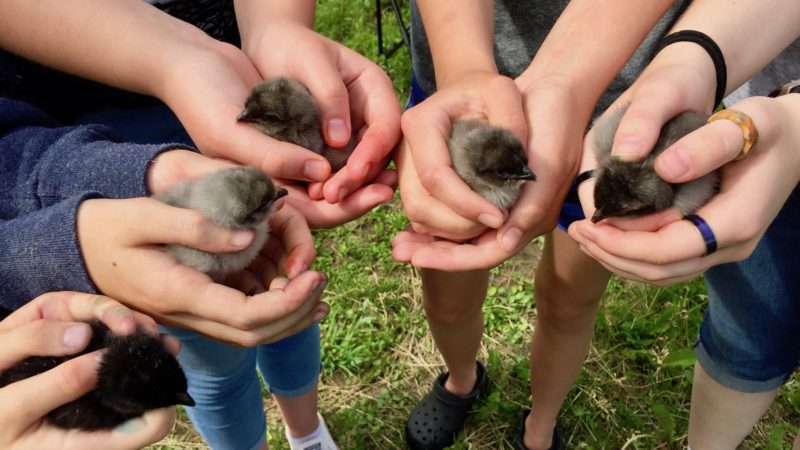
[
  {"x1": 696, "y1": 186, "x2": 800, "y2": 392},
  {"x1": 77, "y1": 105, "x2": 323, "y2": 449}
]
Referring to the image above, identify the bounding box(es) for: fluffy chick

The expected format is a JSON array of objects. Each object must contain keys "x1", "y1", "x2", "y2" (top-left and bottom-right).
[
  {"x1": 449, "y1": 119, "x2": 536, "y2": 210},
  {"x1": 153, "y1": 167, "x2": 287, "y2": 279},
  {"x1": 237, "y1": 77, "x2": 355, "y2": 172},
  {"x1": 0, "y1": 319, "x2": 194, "y2": 430},
  {"x1": 592, "y1": 106, "x2": 719, "y2": 222}
]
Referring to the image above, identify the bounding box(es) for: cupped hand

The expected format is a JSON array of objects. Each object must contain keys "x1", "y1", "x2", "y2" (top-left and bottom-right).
[
  {"x1": 393, "y1": 76, "x2": 586, "y2": 270},
  {"x1": 77, "y1": 196, "x2": 328, "y2": 347},
  {"x1": 157, "y1": 41, "x2": 333, "y2": 184},
  {"x1": 0, "y1": 292, "x2": 175, "y2": 450},
  {"x1": 243, "y1": 21, "x2": 402, "y2": 205},
  {"x1": 399, "y1": 71, "x2": 525, "y2": 236},
  {"x1": 569, "y1": 95, "x2": 800, "y2": 285}
]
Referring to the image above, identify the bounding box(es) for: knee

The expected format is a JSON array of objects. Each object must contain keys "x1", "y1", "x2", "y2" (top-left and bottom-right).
[
  {"x1": 423, "y1": 295, "x2": 483, "y2": 326},
  {"x1": 534, "y1": 272, "x2": 603, "y2": 325}
]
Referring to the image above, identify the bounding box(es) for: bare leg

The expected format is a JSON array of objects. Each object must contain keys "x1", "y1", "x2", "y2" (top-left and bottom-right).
[
  {"x1": 793, "y1": 429, "x2": 800, "y2": 450},
  {"x1": 274, "y1": 384, "x2": 320, "y2": 438},
  {"x1": 524, "y1": 230, "x2": 611, "y2": 449},
  {"x1": 421, "y1": 268, "x2": 489, "y2": 395},
  {"x1": 688, "y1": 362, "x2": 778, "y2": 449}
]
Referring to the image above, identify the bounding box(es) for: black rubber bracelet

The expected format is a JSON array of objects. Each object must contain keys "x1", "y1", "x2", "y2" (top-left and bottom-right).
[
  {"x1": 654, "y1": 30, "x2": 727, "y2": 109},
  {"x1": 575, "y1": 169, "x2": 596, "y2": 186}
]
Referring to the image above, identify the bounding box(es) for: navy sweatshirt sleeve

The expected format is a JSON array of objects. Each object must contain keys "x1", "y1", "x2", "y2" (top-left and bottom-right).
[{"x1": 0, "y1": 98, "x2": 195, "y2": 310}]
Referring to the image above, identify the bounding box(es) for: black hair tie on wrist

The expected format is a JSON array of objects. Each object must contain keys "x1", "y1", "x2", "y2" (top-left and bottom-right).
[{"x1": 654, "y1": 30, "x2": 727, "y2": 109}]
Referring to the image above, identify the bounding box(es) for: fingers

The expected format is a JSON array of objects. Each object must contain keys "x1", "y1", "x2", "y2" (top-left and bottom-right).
[
  {"x1": 170, "y1": 271, "x2": 328, "y2": 346},
  {"x1": 610, "y1": 80, "x2": 691, "y2": 162},
  {"x1": 293, "y1": 47, "x2": 352, "y2": 149},
  {"x1": 284, "y1": 182, "x2": 394, "y2": 229},
  {"x1": 267, "y1": 204, "x2": 316, "y2": 277},
  {"x1": 83, "y1": 198, "x2": 254, "y2": 254},
  {"x1": 0, "y1": 320, "x2": 91, "y2": 370},
  {"x1": 102, "y1": 407, "x2": 175, "y2": 450},
  {"x1": 654, "y1": 119, "x2": 744, "y2": 183},
  {"x1": 2, "y1": 350, "x2": 101, "y2": 427}
]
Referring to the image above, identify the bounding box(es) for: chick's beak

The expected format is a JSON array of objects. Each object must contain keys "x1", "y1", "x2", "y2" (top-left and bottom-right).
[
  {"x1": 519, "y1": 166, "x2": 537, "y2": 181},
  {"x1": 176, "y1": 391, "x2": 196, "y2": 407},
  {"x1": 236, "y1": 110, "x2": 251, "y2": 122},
  {"x1": 275, "y1": 187, "x2": 288, "y2": 200},
  {"x1": 591, "y1": 210, "x2": 606, "y2": 223}
]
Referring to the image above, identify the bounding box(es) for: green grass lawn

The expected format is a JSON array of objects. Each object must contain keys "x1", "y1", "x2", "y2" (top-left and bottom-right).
[{"x1": 150, "y1": 1, "x2": 800, "y2": 448}]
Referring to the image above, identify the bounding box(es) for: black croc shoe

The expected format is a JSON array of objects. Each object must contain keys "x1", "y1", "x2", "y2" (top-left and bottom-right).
[
  {"x1": 514, "y1": 409, "x2": 565, "y2": 450},
  {"x1": 405, "y1": 362, "x2": 489, "y2": 450}
]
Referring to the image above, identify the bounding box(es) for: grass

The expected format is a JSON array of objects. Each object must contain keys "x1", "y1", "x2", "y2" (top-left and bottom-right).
[{"x1": 150, "y1": 1, "x2": 800, "y2": 448}]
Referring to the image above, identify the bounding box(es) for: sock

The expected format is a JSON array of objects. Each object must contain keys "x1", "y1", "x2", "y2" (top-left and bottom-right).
[{"x1": 288, "y1": 418, "x2": 325, "y2": 449}]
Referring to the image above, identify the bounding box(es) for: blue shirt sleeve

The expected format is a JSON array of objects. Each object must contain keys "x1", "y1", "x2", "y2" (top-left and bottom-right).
[{"x1": 0, "y1": 98, "x2": 196, "y2": 309}]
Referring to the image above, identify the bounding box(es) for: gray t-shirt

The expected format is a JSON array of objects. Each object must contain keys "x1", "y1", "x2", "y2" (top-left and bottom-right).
[{"x1": 409, "y1": 0, "x2": 690, "y2": 117}]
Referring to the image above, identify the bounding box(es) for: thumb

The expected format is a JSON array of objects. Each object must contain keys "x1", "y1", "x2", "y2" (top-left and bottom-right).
[{"x1": 609, "y1": 90, "x2": 686, "y2": 162}]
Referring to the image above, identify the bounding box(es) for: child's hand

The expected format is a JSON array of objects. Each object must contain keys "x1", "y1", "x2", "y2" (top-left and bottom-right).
[
  {"x1": 0, "y1": 292, "x2": 174, "y2": 450},
  {"x1": 242, "y1": 21, "x2": 401, "y2": 208},
  {"x1": 76, "y1": 197, "x2": 328, "y2": 346}
]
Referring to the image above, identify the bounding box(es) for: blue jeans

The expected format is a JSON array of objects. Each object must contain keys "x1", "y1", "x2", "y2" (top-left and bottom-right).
[
  {"x1": 696, "y1": 186, "x2": 800, "y2": 392},
  {"x1": 77, "y1": 105, "x2": 323, "y2": 449}
]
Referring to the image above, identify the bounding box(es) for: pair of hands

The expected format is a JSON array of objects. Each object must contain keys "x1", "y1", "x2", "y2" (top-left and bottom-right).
[
  {"x1": 79, "y1": 149, "x2": 328, "y2": 347},
  {"x1": 569, "y1": 61, "x2": 800, "y2": 285},
  {"x1": 156, "y1": 22, "x2": 401, "y2": 229},
  {"x1": 0, "y1": 292, "x2": 175, "y2": 450},
  {"x1": 393, "y1": 71, "x2": 586, "y2": 270}
]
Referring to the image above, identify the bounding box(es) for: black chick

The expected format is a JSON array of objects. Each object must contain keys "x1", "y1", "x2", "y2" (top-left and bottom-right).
[
  {"x1": 153, "y1": 167, "x2": 287, "y2": 279},
  {"x1": 448, "y1": 119, "x2": 536, "y2": 210},
  {"x1": 591, "y1": 106, "x2": 719, "y2": 223},
  {"x1": 237, "y1": 77, "x2": 356, "y2": 172},
  {"x1": 0, "y1": 319, "x2": 194, "y2": 430}
]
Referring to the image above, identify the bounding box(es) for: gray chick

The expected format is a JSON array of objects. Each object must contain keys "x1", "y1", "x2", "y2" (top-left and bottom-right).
[
  {"x1": 591, "y1": 106, "x2": 719, "y2": 223},
  {"x1": 237, "y1": 77, "x2": 355, "y2": 173},
  {"x1": 449, "y1": 119, "x2": 536, "y2": 210},
  {"x1": 153, "y1": 167, "x2": 287, "y2": 280}
]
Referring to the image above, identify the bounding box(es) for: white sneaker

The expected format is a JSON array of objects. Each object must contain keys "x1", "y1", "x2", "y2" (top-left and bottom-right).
[{"x1": 285, "y1": 413, "x2": 339, "y2": 450}]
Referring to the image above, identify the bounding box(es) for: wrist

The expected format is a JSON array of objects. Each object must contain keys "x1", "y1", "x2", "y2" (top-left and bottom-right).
[{"x1": 646, "y1": 43, "x2": 718, "y2": 112}]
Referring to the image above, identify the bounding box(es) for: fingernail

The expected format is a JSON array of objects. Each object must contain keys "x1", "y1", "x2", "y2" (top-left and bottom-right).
[
  {"x1": 327, "y1": 118, "x2": 348, "y2": 143},
  {"x1": 613, "y1": 138, "x2": 643, "y2": 161},
  {"x1": 658, "y1": 151, "x2": 690, "y2": 180},
  {"x1": 478, "y1": 213, "x2": 503, "y2": 229},
  {"x1": 313, "y1": 309, "x2": 328, "y2": 322},
  {"x1": 231, "y1": 230, "x2": 254, "y2": 248},
  {"x1": 501, "y1": 227, "x2": 522, "y2": 252},
  {"x1": 114, "y1": 418, "x2": 145, "y2": 434},
  {"x1": 657, "y1": 210, "x2": 684, "y2": 228},
  {"x1": 63, "y1": 324, "x2": 90, "y2": 350},
  {"x1": 303, "y1": 159, "x2": 329, "y2": 181},
  {"x1": 337, "y1": 187, "x2": 348, "y2": 201},
  {"x1": 361, "y1": 162, "x2": 372, "y2": 179},
  {"x1": 312, "y1": 277, "x2": 329, "y2": 294}
]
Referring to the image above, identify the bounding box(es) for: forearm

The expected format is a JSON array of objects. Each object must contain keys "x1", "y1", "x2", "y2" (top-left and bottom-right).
[
  {"x1": 668, "y1": 0, "x2": 800, "y2": 95},
  {"x1": 417, "y1": 0, "x2": 496, "y2": 86},
  {"x1": 0, "y1": 194, "x2": 101, "y2": 311},
  {"x1": 523, "y1": 0, "x2": 674, "y2": 115},
  {"x1": 0, "y1": 0, "x2": 219, "y2": 99},
  {"x1": 235, "y1": 0, "x2": 317, "y2": 54}
]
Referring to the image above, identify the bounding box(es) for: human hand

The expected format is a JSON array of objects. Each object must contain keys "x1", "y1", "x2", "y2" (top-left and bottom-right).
[
  {"x1": 393, "y1": 77, "x2": 585, "y2": 270},
  {"x1": 398, "y1": 71, "x2": 525, "y2": 239},
  {"x1": 0, "y1": 291, "x2": 175, "y2": 450},
  {"x1": 569, "y1": 95, "x2": 800, "y2": 285},
  {"x1": 77, "y1": 194, "x2": 328, "y2": 347},
  {"x1": 242, "y1": 21, "x2": 402, "y2": 206}
]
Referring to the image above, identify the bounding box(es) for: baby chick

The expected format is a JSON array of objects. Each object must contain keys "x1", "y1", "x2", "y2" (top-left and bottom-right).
[
  {"x1": 0, "y1": 319, "x2": 194, "y2": 430},
  {"x1": 237, "y1": 77, "x2": 356, "y2": 172},
  {"x1": 449, "y1": 119, "x2": 536, "y2": 210},
  {"x1": 153, "y1": 167, "x2": 287, "y2": 279},
  {"x1": 591, "y1": 106, "x2": 719, "y2": 222}
]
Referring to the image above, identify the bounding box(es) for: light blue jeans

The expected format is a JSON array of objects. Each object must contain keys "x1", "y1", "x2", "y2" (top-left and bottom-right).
[{"x1": 78, "y1": 105, "x2": 323, "y2": 449}]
